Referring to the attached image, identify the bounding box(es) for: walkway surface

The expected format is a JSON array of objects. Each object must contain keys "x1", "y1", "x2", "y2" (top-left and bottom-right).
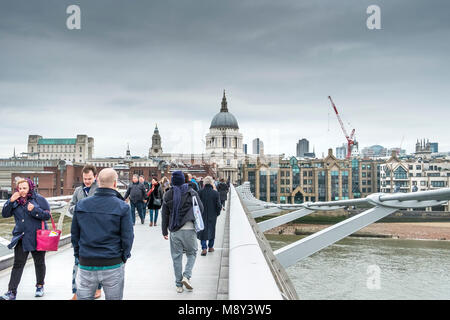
[{"x1": 0, "y1": 205, "x2": 228, "y2": 300}]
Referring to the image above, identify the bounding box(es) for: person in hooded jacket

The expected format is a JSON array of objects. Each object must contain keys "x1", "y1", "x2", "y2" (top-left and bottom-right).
[
  {"x1": 161, "y1": 171, "x2": 204, "y2": 293},
  {"x1": 0, "y1": 178, "x2": 51, "y2": 300}
]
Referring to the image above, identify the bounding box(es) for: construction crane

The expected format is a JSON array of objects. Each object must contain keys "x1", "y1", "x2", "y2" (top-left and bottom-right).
[{"x1": 328, "y1": 96, "x2": 355, "y2": 159}]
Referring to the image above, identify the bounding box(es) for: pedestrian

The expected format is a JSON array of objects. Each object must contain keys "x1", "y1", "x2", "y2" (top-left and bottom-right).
[
  {"x1": 161, "y1": 171, "x2": 204, "y2": 293},
  {"x1": 0, "y1": 178, "x2": 51, "y2": 300},
  {"x1": 68, "y1": 164, "x2": 103, "y2": 300},
  {"x1": 160, "y1": 176, "x2": 170, "y2": 193},
  {"x1": 71, "y1": 168, "x2": 134, "y2": 300},
  {"x1": 197, "y1": 176, "x2": 222, "y2": 256},
  {"x1": 187, "y1": 173, "x2": 199, "y2": 192},
  {"x1": 139, "y1": 175, "x2": 150, "y2": 221},
  {"x1": 217, "y1": 178, "x2": 229, "y2": 210},
  {"x1": 198, "y1": 177, "x2": 204, "y2": 190},
  {"x1": 147, "y1": 177, "x2": 163, "y2": 227},
  {"x1": 124, "y1": 174, "x2": 146, "y2": 225}
]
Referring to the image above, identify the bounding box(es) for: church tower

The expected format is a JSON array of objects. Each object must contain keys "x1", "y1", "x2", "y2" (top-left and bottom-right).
[{"x1": 149, "y1": 124, "x2": 163, "y2": 158}]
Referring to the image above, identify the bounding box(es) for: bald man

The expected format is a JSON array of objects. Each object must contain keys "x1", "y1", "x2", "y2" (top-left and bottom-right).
[{"x1": 71, "y1": 168, "x2": 134, "y2": 300}]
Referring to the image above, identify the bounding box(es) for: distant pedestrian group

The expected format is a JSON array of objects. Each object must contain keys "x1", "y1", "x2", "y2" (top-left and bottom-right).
[{"x1": 0, "y1": 164, "x2": 230, "y2": 300}]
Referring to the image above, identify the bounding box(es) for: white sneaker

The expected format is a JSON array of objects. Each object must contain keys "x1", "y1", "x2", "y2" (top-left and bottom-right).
[
  {"x1": 176, "y1": 286, "x2": 184, "y2": 293},
  {"x1": 182, "y1": 277, "x2": 193, "y2": 290}
]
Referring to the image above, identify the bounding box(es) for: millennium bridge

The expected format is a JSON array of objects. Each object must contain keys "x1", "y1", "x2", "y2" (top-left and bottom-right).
[{"x1": 0, "y1": 184, "x2": 449, "y2": 300}]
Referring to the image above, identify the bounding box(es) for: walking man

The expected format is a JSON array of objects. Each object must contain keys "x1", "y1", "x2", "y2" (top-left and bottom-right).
[
  {"x1": 68, "y1": 164, "x2": 103, "y2": 300},
  {"x1": 162, "y1": 171, "x2": 203, "y2": 293},
  {"x1": 124, "y1": 174, "x2": 146, "y2": 225},
  {"x1": 71, "y1": 168, "x2": 134, "y2": 300},
  {"x1": 217, "y1": 178, "x2": 229, "y2": 210},
  {"x1": 139, "y1": 175, "x2": 150, "y2": 221}
]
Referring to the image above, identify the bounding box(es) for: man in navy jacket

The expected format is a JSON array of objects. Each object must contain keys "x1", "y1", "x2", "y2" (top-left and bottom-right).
[{"x1": 71, "y1": 168, "x2": 134, "y2": 300}]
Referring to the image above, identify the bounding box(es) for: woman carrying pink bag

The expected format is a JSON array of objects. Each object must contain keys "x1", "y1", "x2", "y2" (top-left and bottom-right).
[{"x1": 0, "y1": 178, "x2": 51, "y2": 300}]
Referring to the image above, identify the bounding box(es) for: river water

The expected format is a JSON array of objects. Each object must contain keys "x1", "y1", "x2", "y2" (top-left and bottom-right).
[{"x1": 266, "y1": 234, "x2": 450, "y2": 300}]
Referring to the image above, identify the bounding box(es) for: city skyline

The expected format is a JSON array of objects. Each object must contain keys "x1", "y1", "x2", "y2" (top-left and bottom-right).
[{"x1": 1, "y1": 0, "x2": 449, "y2": 158}]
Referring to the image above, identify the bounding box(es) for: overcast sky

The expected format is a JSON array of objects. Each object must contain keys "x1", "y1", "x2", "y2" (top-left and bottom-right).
[{"x1": 0, "y1": 0, "x2": 449, "y2": 159}]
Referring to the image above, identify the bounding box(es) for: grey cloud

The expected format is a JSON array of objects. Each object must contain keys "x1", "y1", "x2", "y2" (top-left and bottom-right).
[{"x1": 0, "y1": 0, "x2": 449, "y2": 158}]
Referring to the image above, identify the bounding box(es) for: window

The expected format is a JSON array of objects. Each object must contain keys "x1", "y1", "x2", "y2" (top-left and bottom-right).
[
  {"x1": 394, "y1": 166, "x2": 407, "y2": 179},
  {"x1": 416, "y1": 165, "x2": 421, "y2": 170},
  {"x1": 431, "y1": 181, "x2": 446, "y2": 188}
]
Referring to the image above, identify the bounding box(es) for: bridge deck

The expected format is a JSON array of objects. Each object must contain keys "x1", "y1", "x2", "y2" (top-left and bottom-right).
[{"x1": 0, "y1": 207, "x2": 228, "y2": 300}]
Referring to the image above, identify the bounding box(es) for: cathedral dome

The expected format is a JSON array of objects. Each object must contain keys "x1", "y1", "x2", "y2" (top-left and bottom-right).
[{"x1": 209, "y1": 91, "x2": 239, "y2": 130}]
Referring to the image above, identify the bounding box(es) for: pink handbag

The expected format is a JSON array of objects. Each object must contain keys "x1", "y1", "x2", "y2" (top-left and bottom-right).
[{"x1": 36, "y1": 214, "x2": 61, "y2": 251}]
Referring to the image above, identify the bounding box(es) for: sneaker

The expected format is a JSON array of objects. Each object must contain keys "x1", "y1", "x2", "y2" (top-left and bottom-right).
[
  {"x1": 141, "y1": 219, "x2": 145, "y2": 224},
  {"x1": 149, "y1": 222, "x2": 153, "y2": 227},
  {"x1": 176, "y1": 286, "x2": 184, "y2": 293},
  {"x1": 208, "y1": 248, "x2": 215, "y2": 252},
  {"x1": 35, "y1": 285, "x2": 44, "y2": 297},
  {"x1": 0, "y1": 291, "x2": 16, "y2": 300},
  {"x1": 201, "y1": 249, "x2": 207, "y2": 256},
  {"x1": 181, "y1": 277, "x2": 193, "y2": 290}
]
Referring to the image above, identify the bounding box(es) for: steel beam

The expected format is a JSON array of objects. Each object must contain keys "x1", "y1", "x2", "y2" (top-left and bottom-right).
[
  {"x1": 274, "y1": 206, "x2": 398, "y2": 268},
  {"x1": 258, "y1": 208, "x2": 315, "y2": 232},
  {"x1": 251, "y1": 208, "x2": 283, "y2": 218}
]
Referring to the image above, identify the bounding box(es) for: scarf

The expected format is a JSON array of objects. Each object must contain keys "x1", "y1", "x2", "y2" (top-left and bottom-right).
[
  {"x1": 16, "y1": 178, "x2": 36, "y2": 206},
  {"x1": 169, "y1": 183, "x2": 189, "y2": 230}
]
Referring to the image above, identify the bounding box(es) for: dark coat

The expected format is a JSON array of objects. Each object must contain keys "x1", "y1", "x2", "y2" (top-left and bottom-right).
[
  {"x1": 161, "y1": 186, "x2": 204, "y2": 237},
  {"x1": 217, "y1": 182, "x2": 229, "y2": 201},
  {"x1": 71, "y1": 188, "x2": 134, "y2": 264},
  {"x1": 1, "y1": 192, "x2": 51, "y2": 251},
  {"x1": 147, "y1": 183, "x2": 163, "y2": 210},
  {"x1": 197, "y1": 184, "x2": 221, "y2": 241},
  {"x1": 143, "y1": 181, "x2": 150, "y2": 199},
  {"x1": 124, "y1": 182, "x2": 146, "y2": 204}
]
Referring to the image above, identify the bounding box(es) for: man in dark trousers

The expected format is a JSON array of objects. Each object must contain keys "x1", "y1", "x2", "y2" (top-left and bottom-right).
[
  {"x1": 71, "y1": 168, "x2": 134, "y2": 300},
  {"x1": 124, "y1": 174, "x2": 147, "y2": 225},
  {"x1": 217, "y1": 178, "x2": 229, "y2": 210}
]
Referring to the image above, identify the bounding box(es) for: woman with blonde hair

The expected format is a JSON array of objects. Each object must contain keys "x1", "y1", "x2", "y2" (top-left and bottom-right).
[
  {"x1": 197, "y1": 176, "x2": 222, "y2": 256},
  {"x1": 0, "y1": 178, "x2": 51, "y2": 300},
  {"x1": 160, "y1": 176, "x2": 170, "y2": 193}
]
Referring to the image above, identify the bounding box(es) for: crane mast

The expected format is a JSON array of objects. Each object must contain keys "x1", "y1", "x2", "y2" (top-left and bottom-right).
[{"x1": 328, "y1": 96, "x2": 355, "y2": 159}]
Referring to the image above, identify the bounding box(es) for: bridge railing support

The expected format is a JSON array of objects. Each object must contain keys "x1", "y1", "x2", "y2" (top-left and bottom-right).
[{"x1": 235, "y1": 182, "x2": 450, "y2": 270}]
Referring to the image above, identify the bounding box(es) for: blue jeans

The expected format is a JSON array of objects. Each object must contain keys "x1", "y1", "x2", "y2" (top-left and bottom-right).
[
  {"x1": 170, "y1": 229, "x2": 198, "y2": 287},
  {"x1": 130, "y1": 201, "x2": 145, "y2": 224},
  {"x1": 200, "y1": 239, "x2": 215, "y2": 250},
  {"x1": 150, "y1": 209, "x2": 159, "y2": 224}
]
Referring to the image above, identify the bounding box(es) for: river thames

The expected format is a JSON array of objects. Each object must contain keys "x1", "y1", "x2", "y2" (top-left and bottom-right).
[{"x1": 266, "y1": 234, "x2": 450, "y2": 300}]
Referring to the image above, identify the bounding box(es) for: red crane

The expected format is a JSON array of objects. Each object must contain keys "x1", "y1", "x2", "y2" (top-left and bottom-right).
[{"x1": 328, "y1": 96, "x2": 355, "y2": 159}]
